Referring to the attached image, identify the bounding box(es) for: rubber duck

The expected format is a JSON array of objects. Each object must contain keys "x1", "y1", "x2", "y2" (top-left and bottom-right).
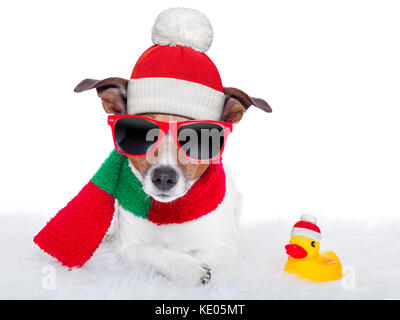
[{"x1": 284, "y1": 214, "x2": 342, "y2": 282}]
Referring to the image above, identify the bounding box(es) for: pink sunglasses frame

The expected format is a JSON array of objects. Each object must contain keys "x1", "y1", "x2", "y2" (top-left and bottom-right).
[{"x1": 107, "y1": 115, "x2": 233, "y2": 162}]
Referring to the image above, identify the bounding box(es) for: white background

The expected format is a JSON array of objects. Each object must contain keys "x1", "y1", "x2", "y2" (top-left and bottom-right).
[{"x1": 1, "y1": 0, "x2": 399, "y2": 224}]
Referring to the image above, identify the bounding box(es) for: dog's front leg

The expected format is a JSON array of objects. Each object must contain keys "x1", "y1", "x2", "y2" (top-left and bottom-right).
[
  {"x1": 118, "y1": 244, "x2": 211, "y2": 285},
  {"x1": 194, "y1": 245, "x2": 241, "y2": 269}
]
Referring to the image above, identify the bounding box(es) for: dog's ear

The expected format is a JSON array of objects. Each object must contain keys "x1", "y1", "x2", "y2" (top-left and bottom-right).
[
  {"x1": 74, "y1": 77, "x2": 129, "y2": 114},
  {"x1": 222, "y1": 87, "x2": 272, "y2": 124}
]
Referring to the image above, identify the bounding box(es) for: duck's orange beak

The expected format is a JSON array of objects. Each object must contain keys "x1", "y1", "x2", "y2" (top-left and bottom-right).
[{"x1": 285, "y1": 244, "x2": 308, "y2": 259}]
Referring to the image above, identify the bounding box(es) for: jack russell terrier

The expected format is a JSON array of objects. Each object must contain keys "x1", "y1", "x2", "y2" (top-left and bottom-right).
[{"x1": 34, "y1": 8, "x2": 272, "y2": 285}]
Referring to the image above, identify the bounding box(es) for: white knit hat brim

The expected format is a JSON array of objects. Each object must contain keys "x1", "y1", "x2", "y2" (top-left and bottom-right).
[
  {"x1": 291, "y1": 227, "x2": 321, "y2": 242},
  {"x1": 127, "y1": 78, "x2": 225, "y2": 120}
]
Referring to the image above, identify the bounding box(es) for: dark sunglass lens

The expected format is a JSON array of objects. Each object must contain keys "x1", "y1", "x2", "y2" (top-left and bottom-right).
[
  {"x1": 178, "y1": 123, "x2": 225, "y2": 159},
  {"x1": 114, "y1": 117, "x2": 159, "y2": 155}
]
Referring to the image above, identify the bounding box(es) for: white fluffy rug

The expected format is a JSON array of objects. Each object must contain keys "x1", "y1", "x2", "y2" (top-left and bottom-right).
[{"x1": 1, "y1": 213, "x2": 399, "y2": 299}]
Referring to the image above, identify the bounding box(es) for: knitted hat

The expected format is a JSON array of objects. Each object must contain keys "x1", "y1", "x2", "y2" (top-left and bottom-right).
[
  {"x1": 127, "y1": 8, "x2": 225, "y2": 120},
  {"x1": 291, "y1": 214, "x2": 322, "y2": 242}
]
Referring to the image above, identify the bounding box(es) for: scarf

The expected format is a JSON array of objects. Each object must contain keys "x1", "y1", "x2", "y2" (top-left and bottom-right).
[{"x1": 34, "y1": 150, "x2": 226, "y2": 268}]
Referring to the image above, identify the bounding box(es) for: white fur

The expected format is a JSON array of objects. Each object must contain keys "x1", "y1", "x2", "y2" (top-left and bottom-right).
[
  {"x1": 3, "y1": 214, "x2": 399, "y2": 298},
  {"x1": 116, "y1": 161, "x2": 241, "y2": 284},
  {"x1": 151, "y1": 8, "x2": 213, "y2": 53}
]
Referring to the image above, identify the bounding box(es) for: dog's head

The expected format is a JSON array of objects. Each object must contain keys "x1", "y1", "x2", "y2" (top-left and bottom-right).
[{"x1": 75, "y1": 77, "x2": 271, "y2": 202}]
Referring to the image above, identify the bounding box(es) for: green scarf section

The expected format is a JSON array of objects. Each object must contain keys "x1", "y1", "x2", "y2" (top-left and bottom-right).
[{"x1": 91, "y1": 150, "x2": 151, "y2": 218}]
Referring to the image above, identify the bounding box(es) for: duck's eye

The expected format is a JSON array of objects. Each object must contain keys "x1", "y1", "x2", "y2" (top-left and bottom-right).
[{"x1": 311, "y1": 241, "x2": 316, "y2": 247}]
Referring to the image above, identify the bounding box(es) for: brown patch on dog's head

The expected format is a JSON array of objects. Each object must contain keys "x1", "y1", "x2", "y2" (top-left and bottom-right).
[
  {"x1": 178, "y1": 162, "x2": 210, "y2": 181},
  {"x1": 127, "y1": 155, "x2": 153, "y2": 175}
]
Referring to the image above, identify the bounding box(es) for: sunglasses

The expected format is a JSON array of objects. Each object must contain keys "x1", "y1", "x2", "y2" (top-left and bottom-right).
[{"x1": 108, "y1": 115, "x2": 233, "y2": 161}]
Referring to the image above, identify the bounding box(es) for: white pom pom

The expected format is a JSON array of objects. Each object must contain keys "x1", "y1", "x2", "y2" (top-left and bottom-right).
[
  {"x1": 151, "y1": 7, "x2": 214, "y2": 53},
  {"x1": 300, "y1": 214, "x2": 318, "y2": 224}
]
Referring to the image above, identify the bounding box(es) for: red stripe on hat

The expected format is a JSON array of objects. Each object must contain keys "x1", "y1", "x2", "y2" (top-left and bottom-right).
[
  {"x1": 293, "y1": 221, "x2": 321, "y2": 233},
  {"x1": 131, "y1": 45, "x2": 223, "y2": 92}
]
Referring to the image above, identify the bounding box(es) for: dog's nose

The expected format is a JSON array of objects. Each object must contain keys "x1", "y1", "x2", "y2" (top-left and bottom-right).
[{"x1": 151, "y1": 166, "x2": 178, "y2": 191}]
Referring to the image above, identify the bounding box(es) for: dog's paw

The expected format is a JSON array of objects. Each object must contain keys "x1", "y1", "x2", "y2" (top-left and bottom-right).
[
  {"x1": 200, "y1": 264, "x2": 212, "y2": 285},
  {"x1": 163, "y1": 255, "x2": 212, "y2": 286}
]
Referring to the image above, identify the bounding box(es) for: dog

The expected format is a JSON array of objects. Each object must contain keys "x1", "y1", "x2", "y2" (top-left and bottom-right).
[{"x1": 74, "y1": 77, "x2": 271, "y2": 285}]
